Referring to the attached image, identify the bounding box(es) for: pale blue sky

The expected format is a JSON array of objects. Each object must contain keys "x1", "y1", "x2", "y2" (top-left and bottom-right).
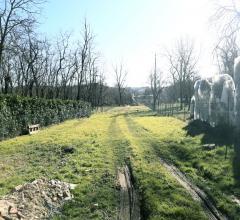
[{"x1": 39, "y1": 0, "x2": 218, "y2": 86}]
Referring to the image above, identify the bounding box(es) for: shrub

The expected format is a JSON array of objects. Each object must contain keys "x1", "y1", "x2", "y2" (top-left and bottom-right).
[{"x1": 0, "y1": 95, "x2": 91, "y2": 140}]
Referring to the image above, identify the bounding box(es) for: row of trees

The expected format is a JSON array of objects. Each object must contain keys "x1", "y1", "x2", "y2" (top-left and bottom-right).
[
  {"x1": 148, "y1": 0, "x2": 240, "y2": 111},
  {"x1": 0, "y1": 0, "x2": 133, "y2": 107},
  {"x1": 148, "y1": 39, "x2": 198, "y2": 111}
]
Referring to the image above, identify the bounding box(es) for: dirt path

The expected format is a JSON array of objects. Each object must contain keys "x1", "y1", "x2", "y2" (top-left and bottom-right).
[
  {"x1": 117, "y1": 166, "x2": 140, "y2": 220},
  {"x1": 123, "y1": 115, "x2": 228, "y2": 220},
  {"x1": 159, "y1": 158, "x2": 227, "y2": 220}
]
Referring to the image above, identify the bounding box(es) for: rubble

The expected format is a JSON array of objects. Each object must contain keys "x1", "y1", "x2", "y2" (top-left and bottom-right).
[{"x1": 0, "y1": 179, "x2": 77, "y2": 220}]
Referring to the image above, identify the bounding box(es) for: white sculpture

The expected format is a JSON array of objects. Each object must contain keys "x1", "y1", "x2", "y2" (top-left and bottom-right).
[
  {"x1": 190, "y1": 96, "x2": 195, "y2": 118},
  {"x1": 189, "y1": 56, "x2": 240, "y2": 127},
  {"x1": 234, "y1": 56, "x2": 240, "y2": 129},
  {"x1": 193, "y1": 80, "x2": 201, "y2": 120},
  {"x1": 198, "y1": 79, "x2": 212, "y2": 122},
  {"x1": 209, "y1": 74, "x2": 235, "y2": 126},
  {"x1": 191, "y1": 74, "x2": 235, "y2": 127}
]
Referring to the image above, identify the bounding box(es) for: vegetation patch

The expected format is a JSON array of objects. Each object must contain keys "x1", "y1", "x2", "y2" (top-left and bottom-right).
[
  {"x1": 0, "y1": 95, "x2": 91, "y2": 140},
  {"x1": 0, "y1": 106, "x2": 239, "y2": 219},
  {"x1": 117, "y1": 114, "x2": 208, "y2": 219},
  {"x1": 134, "y1": 115, "x2": 240, "y2": 219}
]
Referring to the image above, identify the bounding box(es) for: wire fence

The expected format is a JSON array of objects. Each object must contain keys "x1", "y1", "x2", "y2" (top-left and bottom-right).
[
  {"x1": 157, "y1": 102, "x2": 190, "y2": 121},
  {"x1": 156, "y1": 98, "x2": 235, "y2": 125}
]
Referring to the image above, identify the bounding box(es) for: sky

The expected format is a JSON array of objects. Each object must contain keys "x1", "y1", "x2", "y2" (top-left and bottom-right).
[{"x1": 39, "y1": 0, "x2": 220, "y2": 87}]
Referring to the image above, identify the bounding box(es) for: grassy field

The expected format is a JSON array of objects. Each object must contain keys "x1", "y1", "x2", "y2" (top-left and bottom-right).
[
  {"x1": 133, "y1": 114, "x2": 240, "y2": 219},
  {"x1": 0, "y1": 106, "x2": 239, "y2": 219}
]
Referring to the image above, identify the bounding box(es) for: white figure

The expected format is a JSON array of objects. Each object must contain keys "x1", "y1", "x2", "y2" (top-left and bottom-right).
[
  {"x1": 198, "y1": 79, "x2": 212, "y2": 123},
  {"x1": 234, "y1": 56, "x2": 240, "y2": 129},
  {"x1": 209, "y1": 74, "x2": 235, "y2": 126},
  {"x1": 190, "y1": 96, "x2": 195, "y2": 118},
  {"x1": 193, "y1": 80, "x2": 201, "y2": 120}
]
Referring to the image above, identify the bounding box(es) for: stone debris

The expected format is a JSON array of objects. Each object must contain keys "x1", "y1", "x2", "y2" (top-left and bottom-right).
[{"x1": 0, "y1": 179, "x2": 77, "y2": 220}]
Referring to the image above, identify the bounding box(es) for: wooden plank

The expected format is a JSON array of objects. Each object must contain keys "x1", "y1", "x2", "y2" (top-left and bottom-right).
[{"x1": 28, "y1": 124, "x2": 40, "y2": 135}]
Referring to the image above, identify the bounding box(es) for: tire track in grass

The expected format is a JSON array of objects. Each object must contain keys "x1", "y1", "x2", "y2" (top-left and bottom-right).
[
  {"x1": 159, "y1": 158, "x2": 227, "y2": 220},
  {"x1": 125, "y1": 115, "x2": 227, "y2": 220},
  {"x1": 116, "y1": 115, "x2": 209, "y2": 219},
  {"x1": 108, "y1": 116, "x2": 141, "y2": 220}
]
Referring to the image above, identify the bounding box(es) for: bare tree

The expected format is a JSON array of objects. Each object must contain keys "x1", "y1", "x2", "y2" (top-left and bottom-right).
[
  {"x1": 0, "y1": 0, "x2": 44, "y2": 92},
  {"x1": 211, "y1": 1, "x2": 240, "y2": 77},
  {"x1": 214, "y1": 33, "x2": 239, "y2": 77},
  {"x1": 76, "y1": 20, "x2": 93, "y2": 100},
  {"x1": 165, "y1": 38, "x2": 198, "y2": 109},
  {"x1": 97, "y1": 71, "x2": 106, "y2": 106},
  {"x1": 52, "y1": 32, "x2": 71, "y2": 98},
  {"x1": 114, "y1": 63, "x2": 127, "y2": 106},
  {"x1": 211, "y1": 0, "x2": 240, "y2": 40},
  {"x1": 149, "y1": 53, "x2": 163, "y2": 111},
  {"x1": 0, "y1": 7, "x2": 119, "y2": 106}
]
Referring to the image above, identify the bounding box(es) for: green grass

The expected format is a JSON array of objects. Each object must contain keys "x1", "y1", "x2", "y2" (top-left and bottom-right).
[
  {"x1": 117, "y1": 115, "x2": 208, "y2": 219},
  {"x1": 0, "y1": 105, "x2": 238, "y2": 219},
  {"x1": 134, "y1": 116, "x2": 240, "y2": 219},
  {"x1": 0, "y1": 114, "x2": 120, "y2": 219},
  {"x1": 0, "y1": 106, "x2": 148, "y2": 219}
]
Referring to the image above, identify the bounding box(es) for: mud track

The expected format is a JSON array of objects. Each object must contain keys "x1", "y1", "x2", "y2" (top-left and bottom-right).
[
  {"x1": 159, "y1": 158, "x2": 227, "y2": 220},
  {"x1": 117, "y1": 166, "x2": 140, "y2": 220}
]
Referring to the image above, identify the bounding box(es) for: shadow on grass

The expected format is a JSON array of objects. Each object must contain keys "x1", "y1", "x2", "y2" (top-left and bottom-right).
[
  {"x1": 184, "y1": 119, "x2": 240, "y2": 185},
  {"x1": 184, "y1": 119, "x2": 234, "y2": 146}
]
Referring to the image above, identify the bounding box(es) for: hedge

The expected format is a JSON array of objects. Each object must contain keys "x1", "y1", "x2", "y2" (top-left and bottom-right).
[{"x1": 0, "y1": 95, "x2": 91, "y2": 140}]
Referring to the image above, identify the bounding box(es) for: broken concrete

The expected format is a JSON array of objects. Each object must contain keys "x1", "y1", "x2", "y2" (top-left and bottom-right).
[{"x1": 0, "y1": 179, "x2": 77, "y2": 220}]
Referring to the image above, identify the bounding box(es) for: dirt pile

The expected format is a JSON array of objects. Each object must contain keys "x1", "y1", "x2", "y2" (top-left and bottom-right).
[{"x1": 0, "y1": 179, "x2": 76, "y2": 220}]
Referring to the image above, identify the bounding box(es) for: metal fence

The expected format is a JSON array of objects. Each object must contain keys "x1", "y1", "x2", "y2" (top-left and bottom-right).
[{"x1": 157, "y1": 103, "x2": 190, "y2": 121}]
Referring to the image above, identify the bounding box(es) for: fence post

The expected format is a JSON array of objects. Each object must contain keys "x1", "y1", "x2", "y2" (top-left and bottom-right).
[
  {"x1": 166, "y1": 103, "x2": 168, "y2": 116},
  {"x1": 228, "y1": 93, "x2": 230, "y2": 126},
  {"x1": 183, "y1": 104, "x2": 186, "y2": 120},
  {"x1": 167, "y1": 103, "x2": 169, "y2": 116}
]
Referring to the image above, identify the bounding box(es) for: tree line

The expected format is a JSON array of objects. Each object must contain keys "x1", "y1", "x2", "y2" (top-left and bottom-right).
[
  {"x1": 148, "y1": 0, "x2": 240, "y2": 111},
  {"x1": 148, "y1": 38, "x2": 198, "y2": 111},
  {"x1": 0, "y1": 0, "x2": 133, "y2": 107}
]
